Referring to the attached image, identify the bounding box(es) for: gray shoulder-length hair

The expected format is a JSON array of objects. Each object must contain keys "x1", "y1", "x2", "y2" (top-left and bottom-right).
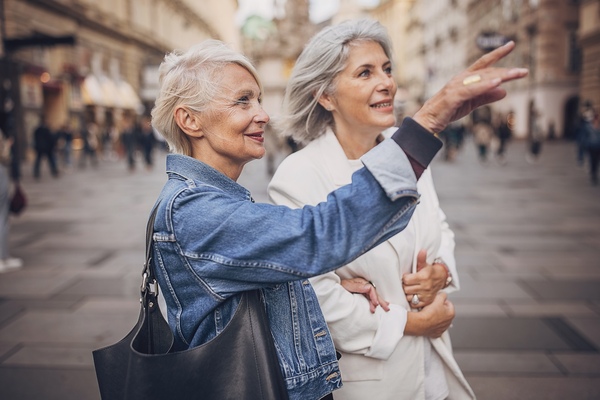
[
  {"x1": 151, "y1": 39, "x2": 263, "y2": 156},
  {"x1": 277, "y1": 18, "x2": 394, "y2": 144}
]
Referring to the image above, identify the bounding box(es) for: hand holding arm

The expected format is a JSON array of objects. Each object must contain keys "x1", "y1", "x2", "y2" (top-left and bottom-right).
[
  {"x1": 341, "y1": 277, "x2": 390, "y2": 314},
  {"x1": 402, "y1": 249, "x2": 448, "y2": 308},
  {"x1": 404, "y1": 292, "x2": 455, "y2": 338},
  {"x1": 413, "y1": 41, "x2": 528, "y2": 134}
]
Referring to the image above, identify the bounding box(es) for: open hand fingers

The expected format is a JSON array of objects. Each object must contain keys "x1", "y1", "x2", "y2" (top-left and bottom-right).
[{"x1": 467, "y1": 40, "x2": 515, "y2": 72}]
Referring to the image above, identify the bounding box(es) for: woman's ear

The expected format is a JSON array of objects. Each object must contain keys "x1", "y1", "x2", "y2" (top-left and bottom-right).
[
  {"x1": 317, "y1": 93, "x2": 335, "y2": 112},
  {"x1": 174, "y1": 106, "x2": 203, "y2": 138}
]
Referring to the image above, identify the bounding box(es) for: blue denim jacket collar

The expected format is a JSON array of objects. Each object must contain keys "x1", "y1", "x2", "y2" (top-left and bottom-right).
[{"x1": 166, "y1": 154, "x2": 252, "y2": 202}]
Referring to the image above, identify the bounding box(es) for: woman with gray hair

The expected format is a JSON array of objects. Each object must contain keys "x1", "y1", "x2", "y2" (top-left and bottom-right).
[
  {"x1": 149, "y1": 34, "x2": 525, "y2": 399},
  {"x1": 269, "y1": 19, "x2": 526, "y2": 399}
]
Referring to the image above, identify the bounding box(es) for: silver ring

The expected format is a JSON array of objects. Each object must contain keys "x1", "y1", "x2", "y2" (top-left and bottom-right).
[{"x1": 411, "y1": 294, "x2": 420, "y2": 306}]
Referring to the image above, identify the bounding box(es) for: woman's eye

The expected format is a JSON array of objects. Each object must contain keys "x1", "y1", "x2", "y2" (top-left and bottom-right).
[
  {"x1": 384, "y1": 66, "x2": 393, "y2": 75},
  {"x1": 358, "y1": 69, "x2": 371, "y2": 78},
  {"x1": 236, "y1": 96, "x2": 250, "y2": 105}
]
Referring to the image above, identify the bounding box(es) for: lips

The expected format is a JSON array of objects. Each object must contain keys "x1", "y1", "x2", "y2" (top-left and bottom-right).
[
  {"x1": 245, "y1": 132, "x2": 264, "y2": 143},
  {"x1": 370, "y1": 101, "x2": 393, "y2": 109}
]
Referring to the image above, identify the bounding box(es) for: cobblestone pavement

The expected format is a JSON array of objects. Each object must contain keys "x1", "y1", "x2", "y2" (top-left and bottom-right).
[{"x1": 0, "y1": 138, "x2": 598, "y2": 400}]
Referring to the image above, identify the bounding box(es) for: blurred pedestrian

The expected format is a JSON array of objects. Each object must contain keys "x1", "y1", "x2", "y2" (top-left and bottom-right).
[
  {"x1": 526, "y1": 109, "x2": 544, "y2": 164},
  {"x1": 576, "y1": 101, "x2": 595, "y2": 167},
  {"x1": 439, "y1": 121, "x2": 465, "y2": 162},
  {"x1": 104, "y1": 123, "x2": 120, "y2": 161},
  {"x1": 495, "y1": 112, "x2": 512, "y2": 165},
  {"x1": 79, "y1": 121, "x2": 99, "y2": 168},
  {"x1": 0, "y1": 127, "x2": 23, "y2": 273},
  {"x1": 139, "y1": 116, "x2": 155, "y2": 170},
  {"x1": 33, "y1": 116, "x2": 58, "y2": 179},
  {"x1": 580, "y1": 111, "x2": 600, "y2": 185},
  {"x1": 56, "y1": 123, "x2": 74, "y2": 169},
  {"x1": 120, "y1": 117, "x2": 137, "y2": 171},
  {"x1": 472, "y1": 119, "x2": 494, "y2": 163}
]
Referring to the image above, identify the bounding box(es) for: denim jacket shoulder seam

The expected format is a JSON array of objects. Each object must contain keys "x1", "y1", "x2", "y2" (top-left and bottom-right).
[{"x1": 184, "y1": 251, "x2": 313, "y2": 279}]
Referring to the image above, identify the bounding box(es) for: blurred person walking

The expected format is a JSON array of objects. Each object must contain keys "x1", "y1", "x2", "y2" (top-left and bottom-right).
[
  {"x1": 79, "y1": 121, "x2": 99, "y2": 168},
  {"x1": 139, "y1": 116, "x2": 156, "y2": 170},
  {"x1": 576, "y1": 101, "x2": 595, "y2": 166},
  {"x1": 120, "y1": 116, "x2": 137, "y2": 172},
  {"x1": 494, "y1": 112, "x2": 512, "y2": 165},
  {"x1": 0, "y1": 127, "x2": 23, "y2": 272},
  {"x1": 472, "y1": 119, "x2": 494, "y2": 163},
  {"x1": 579, "y1": 110, "x2": 600, "y2": 185},
  {"x1": 56, "y1": 123, "x2": 74, "y2": 169},
  {"x1": 526, "y1": 109, "x2": 544, "y2": 164},
  {"x1": 33, "y1": 116, "x2": 59, "y2": 179},
  {"x1": 439, "y1": 121, "x2": 465, "y2": 162}
]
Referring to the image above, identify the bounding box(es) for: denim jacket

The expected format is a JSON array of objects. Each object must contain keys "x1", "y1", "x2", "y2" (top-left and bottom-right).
[{"x1": 151, "y1": 119, "x2": 441, "y2": 400}]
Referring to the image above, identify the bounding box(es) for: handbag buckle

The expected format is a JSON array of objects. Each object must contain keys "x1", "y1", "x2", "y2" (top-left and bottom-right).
[{"x1": 140, "y1": 271, "x2": 159, "y2": 296}]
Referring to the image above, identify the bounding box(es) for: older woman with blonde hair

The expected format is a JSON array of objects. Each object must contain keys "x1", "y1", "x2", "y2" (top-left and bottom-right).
[{"x1": 149, "y1": 36, "x2": 526, "y2": 400}]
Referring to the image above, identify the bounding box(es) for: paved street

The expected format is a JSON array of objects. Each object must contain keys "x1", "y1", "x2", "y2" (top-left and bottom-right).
[{"x1": 0, "y1": 137, "x2": 599, "y2": 400}]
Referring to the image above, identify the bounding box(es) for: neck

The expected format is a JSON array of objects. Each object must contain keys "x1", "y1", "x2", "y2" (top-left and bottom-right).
[
  {"x1": 333, "y1": 126, "x2": 383, "y2": 160},
  {"x1": 191, "y1": 148, "x2": 245, "y2": 182}
]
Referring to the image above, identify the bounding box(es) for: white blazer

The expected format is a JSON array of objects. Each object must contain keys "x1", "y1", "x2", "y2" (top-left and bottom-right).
[{"x1": 268, "y1": 129, "x2": 475, "y2": 400}]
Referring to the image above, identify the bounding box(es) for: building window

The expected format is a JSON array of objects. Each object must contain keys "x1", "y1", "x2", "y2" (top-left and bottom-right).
[{"x1": 567, "y1": 30, "x2": 582, "y2": 74}]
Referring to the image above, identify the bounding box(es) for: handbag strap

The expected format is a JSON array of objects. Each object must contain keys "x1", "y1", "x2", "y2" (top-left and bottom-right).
[{"x1": 141, "y1": 203, "x2": 160, "y2": 302}]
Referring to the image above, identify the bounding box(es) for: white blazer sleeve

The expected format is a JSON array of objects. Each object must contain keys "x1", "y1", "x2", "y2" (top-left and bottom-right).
[{"x1": 308, "y1": 272, "x2": 407, "y2": 360}]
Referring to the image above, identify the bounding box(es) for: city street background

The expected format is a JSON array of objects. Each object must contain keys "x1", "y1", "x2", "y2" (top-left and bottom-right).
[{"x1": 0, "y1": 137, "x2": 599, "y2": 399}]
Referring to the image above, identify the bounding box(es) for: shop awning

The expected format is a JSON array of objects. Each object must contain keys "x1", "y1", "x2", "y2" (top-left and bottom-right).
[
  {"x1": 114, "y1": 80, "x2": 143, "y2": 111},
  {"x1": 81, "y1": 74, "x2": 142, "y2": 111},
  {"x1": 81, "y1": 75, "x2": 104, "y2": 106}
]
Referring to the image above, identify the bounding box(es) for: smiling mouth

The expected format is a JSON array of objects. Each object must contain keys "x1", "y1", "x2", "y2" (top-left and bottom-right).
[
  {"x1": 246, "y1": 133, "x2": 264, "y2": 141},
  {"x1": 371, "y1": 102, "x2": 392, "y2": 109}
]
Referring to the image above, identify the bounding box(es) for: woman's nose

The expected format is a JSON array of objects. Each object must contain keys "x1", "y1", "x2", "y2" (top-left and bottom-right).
[
  {"x1": 255, "y1": 105, "x2": 270, "y2": 124},
  {"x1": 378, "y1": 74, "x2": 395, "y2": 91}
]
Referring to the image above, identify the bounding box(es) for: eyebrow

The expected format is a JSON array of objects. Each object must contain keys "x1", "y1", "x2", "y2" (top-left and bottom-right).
[
  {"x1": 234, "y1": 89, "x2": 257, "y2": 98},
  {"x1": 352, "y1": 60, "x2": 392, "y2": 73}
]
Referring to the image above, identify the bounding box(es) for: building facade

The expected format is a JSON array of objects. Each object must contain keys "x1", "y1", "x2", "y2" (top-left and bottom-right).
[
  {"x1": 579, "y1": 0, "x2": 600, "y2": 111},
  {"x1": 467, "y1": 0, "x2": 581, "y2": 139},
  {"x1": 0, "y1": 0, "x2": 238, "y2": 166},
  {"x1": 372, "y1": 0, "x2": 591, "y2": 139}
]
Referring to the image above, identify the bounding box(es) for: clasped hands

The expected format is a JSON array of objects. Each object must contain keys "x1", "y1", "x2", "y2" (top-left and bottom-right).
[{"x1": 341, "y1": 249, "x2": 454, "y2": 338}]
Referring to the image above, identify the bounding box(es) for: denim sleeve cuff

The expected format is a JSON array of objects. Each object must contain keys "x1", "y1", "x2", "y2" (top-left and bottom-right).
[
  {"x1": 391, "y1": 117, "x2": 443, "y2": 175},
  {"x1": 361, "y1": 139, "x2": 418, "y2": 201}
]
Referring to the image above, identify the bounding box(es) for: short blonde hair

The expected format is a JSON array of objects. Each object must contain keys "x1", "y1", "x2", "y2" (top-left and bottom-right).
[{"x1": 151, "y1": 39, "x2": 262, "y2": 155}]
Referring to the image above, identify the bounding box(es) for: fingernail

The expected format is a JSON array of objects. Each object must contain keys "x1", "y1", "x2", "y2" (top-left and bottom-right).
[{"x1": 504, "y1": 40, "x2": 514, "y2": 47}]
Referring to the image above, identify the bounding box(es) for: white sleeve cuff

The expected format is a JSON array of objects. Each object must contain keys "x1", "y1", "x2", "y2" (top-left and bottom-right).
[{"x1": 364, "y1": 304, "x2": 407, "y2": 360}]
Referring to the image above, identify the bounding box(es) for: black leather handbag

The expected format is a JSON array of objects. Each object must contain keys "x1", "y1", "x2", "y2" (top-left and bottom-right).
[{"x1": 92, "y1": 205, "x2": 289, "y2": 400}]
